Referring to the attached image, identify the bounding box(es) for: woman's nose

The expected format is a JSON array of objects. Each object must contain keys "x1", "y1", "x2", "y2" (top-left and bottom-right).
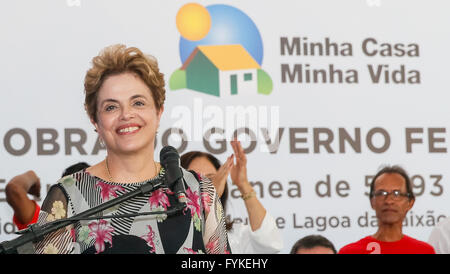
[{"x1": 120, "y1": 105, "x2": 135, "y2": 120}]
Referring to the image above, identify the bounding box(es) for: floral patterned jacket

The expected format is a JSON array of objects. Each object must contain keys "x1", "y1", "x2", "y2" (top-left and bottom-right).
[{"x1": 33, "y1": 168, "x2": 230, "y2": 254}]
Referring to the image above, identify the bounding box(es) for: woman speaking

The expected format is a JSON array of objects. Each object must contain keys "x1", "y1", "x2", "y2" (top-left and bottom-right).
[{"x1": 33, "y1": 44, "x2": 229, "y2": 254}]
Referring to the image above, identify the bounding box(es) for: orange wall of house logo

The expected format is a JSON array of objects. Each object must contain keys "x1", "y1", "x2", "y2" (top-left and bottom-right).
[{"x1": 170, "y1": 3, "x2": 273, "y2": 97}]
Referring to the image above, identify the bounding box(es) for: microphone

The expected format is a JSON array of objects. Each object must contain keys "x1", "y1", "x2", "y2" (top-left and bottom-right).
[{"x1": 160, "y1": 146, "x2": 187, "y2": 205}]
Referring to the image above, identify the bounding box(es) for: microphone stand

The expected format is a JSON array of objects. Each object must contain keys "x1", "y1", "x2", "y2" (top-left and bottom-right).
[{"x1": 0, "y1": 178, "x2": 185, "y2": 254}]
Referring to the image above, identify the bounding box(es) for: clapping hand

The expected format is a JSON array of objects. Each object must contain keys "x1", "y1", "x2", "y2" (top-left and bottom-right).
[
  {"x1": 230, "y1": 140, "x2": 250, "y2": 191},
  {"x1": 211, "y1": 154, "x2": 233, "y2": 197}
]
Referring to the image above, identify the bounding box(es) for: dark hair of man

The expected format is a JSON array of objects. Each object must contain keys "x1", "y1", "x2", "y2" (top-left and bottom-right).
[
  {"x1": 61, "y1": 162, "x2": 91, "y2": 177},
  {"x1": 369, "y1": 165, "x2": 415, "y2": 200},
  {"x1": 180, "y1": 151, "x2": 233, "y2": 231},
  {"x1": 290, "y1": 235, "x2": 337, "y2": 254}
]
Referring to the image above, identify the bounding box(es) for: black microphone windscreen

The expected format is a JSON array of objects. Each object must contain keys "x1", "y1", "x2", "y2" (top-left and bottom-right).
[{"x1": 160, "y1": 146, "x2": 183, "y2": 185}]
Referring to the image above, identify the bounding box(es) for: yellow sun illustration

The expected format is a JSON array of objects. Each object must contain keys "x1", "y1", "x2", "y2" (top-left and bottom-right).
[{"x1": 176, "y1": 3, "x2": 211, "y2": 41}]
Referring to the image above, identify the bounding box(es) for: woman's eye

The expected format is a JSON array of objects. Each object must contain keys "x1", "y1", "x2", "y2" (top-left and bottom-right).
[
  {"x1": 134, "y1": 101, "x2": 145, "y2": 106},
  {"x1": 105, "y1": 105, "x2": 117, "y2": 111}
]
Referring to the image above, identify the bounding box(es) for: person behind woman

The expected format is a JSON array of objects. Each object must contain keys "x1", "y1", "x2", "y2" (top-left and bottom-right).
[
  {"x1": 180, "y1": 140, "x2": 283, "y2": 254},
  {"x1": 6, "y1": 162, "x2": 90, "y2": 230},
  {"x1": 33, "y1": 44, "x2": 229, "y2": 254}
]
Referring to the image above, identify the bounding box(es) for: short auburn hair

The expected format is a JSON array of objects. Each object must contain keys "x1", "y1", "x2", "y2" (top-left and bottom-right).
[{"x1": 84, "y1": 44, "x2": 165, "y2": 122}]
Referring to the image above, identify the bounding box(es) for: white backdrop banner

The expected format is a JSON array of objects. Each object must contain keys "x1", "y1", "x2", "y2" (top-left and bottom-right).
[{"x1": 0, "y1": 0, "x2": 449, "y2": 253}]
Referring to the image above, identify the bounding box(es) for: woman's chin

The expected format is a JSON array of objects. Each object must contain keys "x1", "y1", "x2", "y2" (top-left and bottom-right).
[{"x1": 114, "y1": 143, "x2": 150, "y2": 155}]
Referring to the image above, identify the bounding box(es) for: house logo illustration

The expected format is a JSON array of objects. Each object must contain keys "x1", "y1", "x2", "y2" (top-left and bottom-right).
[{"x1": 170, "y1": 3, "x2": 273, "y2": 97}]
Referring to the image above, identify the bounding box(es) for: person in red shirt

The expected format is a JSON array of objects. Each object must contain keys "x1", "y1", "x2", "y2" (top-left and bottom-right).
[
  {"x1": 5, "y1": 162, "x2": 90, "y2": 230},
  {"x1": 339, "y1": 165, "x2": 435, "y2": 254}
]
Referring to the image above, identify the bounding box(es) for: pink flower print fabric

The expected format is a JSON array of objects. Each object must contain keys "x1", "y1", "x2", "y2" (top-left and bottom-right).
[
  {"x1": 88, "y1": 220, "x2": 115, "y2": 254},
  {"x1": 201, "y1": 192, "x2": 211, "y2": 214},
  {"x1": 185, "y1": 187, "x2": 201, "y2": 218},
  {"x1": 141, "y1": 225, "x2": 157, "y2": 253},
  {"x1": 148, "y1": 188, "x2": 174, "y2": 210},
  {"x1": 96, "y1": 181, "x2": 125, "y2": 202}
]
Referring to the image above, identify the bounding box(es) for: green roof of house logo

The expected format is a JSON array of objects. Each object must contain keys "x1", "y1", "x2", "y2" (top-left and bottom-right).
[{"x1": 170, "y1": 3, "x2": 273, "y2": 97}]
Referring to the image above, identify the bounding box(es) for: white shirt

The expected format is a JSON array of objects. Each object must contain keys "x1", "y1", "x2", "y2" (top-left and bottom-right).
[
  {"x1": 428, "y1": 217, "x2": 450, "y2": 254},
  {"x1": 227, "y1": 212, "x2": 283, "y2": 254}
]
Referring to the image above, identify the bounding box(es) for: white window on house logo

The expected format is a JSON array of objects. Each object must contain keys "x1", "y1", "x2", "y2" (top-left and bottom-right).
[{"x1": 244, "y1": 73, "x2": 252, "y2": 81}]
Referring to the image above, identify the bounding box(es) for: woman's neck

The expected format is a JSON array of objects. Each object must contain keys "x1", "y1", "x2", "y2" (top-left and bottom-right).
[{"x1": 105, "y1": 148, "x2": 159, "y2": 183}]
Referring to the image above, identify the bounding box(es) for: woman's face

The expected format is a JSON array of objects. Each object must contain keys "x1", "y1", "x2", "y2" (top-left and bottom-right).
[
  {"x1": 93, "y1": 72, "x2": 163, "y2": 155},
  {"x1": 188, "y1": 156, "x2": 224, "y2": 196}
]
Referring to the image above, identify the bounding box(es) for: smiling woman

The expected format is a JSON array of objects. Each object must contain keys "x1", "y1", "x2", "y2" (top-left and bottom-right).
[
  {"x1": 93, "y1": 73, "x2": 163, "y2": 167},
  {"x1": 31, "y1": 44, "x2": 230, "y2": 254}
]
